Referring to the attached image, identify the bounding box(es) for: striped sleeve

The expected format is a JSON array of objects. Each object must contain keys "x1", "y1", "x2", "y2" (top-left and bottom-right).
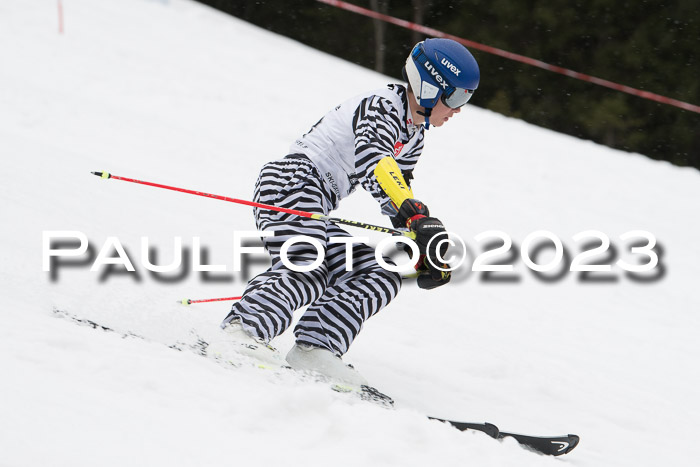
[
  {"x1": 352, "y1": 95, "x2": 403, "y2": 211},
  {"x1": 395, "y1": 132, "x2": 424, "y2": 186}
]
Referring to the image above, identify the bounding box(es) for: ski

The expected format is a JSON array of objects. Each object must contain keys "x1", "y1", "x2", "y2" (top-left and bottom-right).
[
  {"x1": 430, "y1": 418, "x2": 580, "y2": 456},
  {"x1": 331, "y1": 383, "x2": 395, "y2": 407},
  {"x1": 53, "y1": 308, "x2": 578, "y2": 456},
  {"x1": 52, "y1": 308, "x2": 394, "y2": 407}
]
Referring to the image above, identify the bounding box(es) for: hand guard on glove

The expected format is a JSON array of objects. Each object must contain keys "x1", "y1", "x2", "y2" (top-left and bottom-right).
[
  {"x1": 415, "y1": 255, "x2": 452, "y2": 290},
  {"x1": 392, "y1": 200, "x2": 451, "y2": 290},
  {"x1": 411, "y1": 216, "x2": 451, "y2": 289}
]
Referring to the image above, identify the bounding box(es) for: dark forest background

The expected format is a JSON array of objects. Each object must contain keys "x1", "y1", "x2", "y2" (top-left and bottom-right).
[{"x1": 196, "y1": 0, "x2": 699, "y2": 170}]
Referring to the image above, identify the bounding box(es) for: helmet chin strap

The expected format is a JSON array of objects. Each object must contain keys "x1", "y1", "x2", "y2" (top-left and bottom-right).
[{"x1": 417, "y1": 107, "x2": 432, "y2": 130}]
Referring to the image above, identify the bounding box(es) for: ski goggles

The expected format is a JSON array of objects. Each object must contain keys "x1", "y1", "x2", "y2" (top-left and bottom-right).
[
  {"x1": 441, "y1": 87, "x2": 474, "y2": 109},
  {"x1": 411, "y1": 44, "x2": 475, "y2": 109}
]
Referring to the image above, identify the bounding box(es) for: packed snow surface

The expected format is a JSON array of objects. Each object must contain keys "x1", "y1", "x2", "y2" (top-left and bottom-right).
[{"x1": 2, "y1": 0, "x2": 699, "y2": 465}]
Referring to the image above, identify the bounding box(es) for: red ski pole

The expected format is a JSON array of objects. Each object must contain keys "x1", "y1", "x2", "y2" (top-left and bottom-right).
[
  {"x1": 179, "y1": 296, "x2": 242, "y2": 305},
  {"x1": 92, "y1": 171, "x2": 413, "y2": 238}
]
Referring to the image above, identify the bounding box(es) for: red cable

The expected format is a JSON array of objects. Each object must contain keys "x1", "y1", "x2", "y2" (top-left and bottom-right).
[{"x1": 317, "y1": 0, "x2": 700, "y2": 114}]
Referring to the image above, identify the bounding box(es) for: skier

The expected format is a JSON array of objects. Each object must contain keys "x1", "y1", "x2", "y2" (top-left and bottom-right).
[{"x1": 212, "y1": 38, "x2": 480, "y2": 386}]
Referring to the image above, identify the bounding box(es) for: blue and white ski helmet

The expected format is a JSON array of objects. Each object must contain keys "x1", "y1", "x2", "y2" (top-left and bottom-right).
[{"x1": 404, "y1": 38, "x2": 480, "y2": 113}]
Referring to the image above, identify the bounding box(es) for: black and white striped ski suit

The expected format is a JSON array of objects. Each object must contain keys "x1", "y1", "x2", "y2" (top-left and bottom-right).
[{"x1": 223, "y1": 84, "x2": 425, "y2": 356}]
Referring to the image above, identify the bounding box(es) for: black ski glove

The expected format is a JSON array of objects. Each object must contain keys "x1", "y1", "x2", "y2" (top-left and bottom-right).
[
  {"x1": 411, "y1": 216, "x2": 451, "y2": 290},
  {"x1": 390, "y1": 198, "x2": 430, "y2": 229},
  {"x1": 415, "y1": 255, "x2": 452, "y2": 290}
]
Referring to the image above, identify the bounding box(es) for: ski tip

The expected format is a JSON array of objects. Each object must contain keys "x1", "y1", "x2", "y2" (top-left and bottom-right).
[
  {"x1": 178, "y1": 299, "x2": 191, "y2": 305},
  {"x1": 91, "y1": 171, "x2": 111, "y2": 179},
  {"x1": 545, "y1": 433, "x2": 580, "y2": 456},
  {"x1": 561, "y1": 434, "x2": 580, "y2": 455},
  {"x1": 500, "y1": 431, "x2": 580, "y2": 456}
]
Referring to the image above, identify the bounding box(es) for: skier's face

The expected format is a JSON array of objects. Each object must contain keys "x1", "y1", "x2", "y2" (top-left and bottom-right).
[{"x1": 429, "y1": 100, "x2": 462, "y2": 127}]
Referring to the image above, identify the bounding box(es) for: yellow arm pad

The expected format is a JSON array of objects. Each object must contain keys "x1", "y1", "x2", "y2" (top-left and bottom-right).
[{"x1": 374, "y1": 156, "x2": 414, "y2": 207}]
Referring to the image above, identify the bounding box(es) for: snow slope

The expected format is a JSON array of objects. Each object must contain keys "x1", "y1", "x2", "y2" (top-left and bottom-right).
[{"x1": 2, "y1": 0, "x2": 699, "y2": 465}]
